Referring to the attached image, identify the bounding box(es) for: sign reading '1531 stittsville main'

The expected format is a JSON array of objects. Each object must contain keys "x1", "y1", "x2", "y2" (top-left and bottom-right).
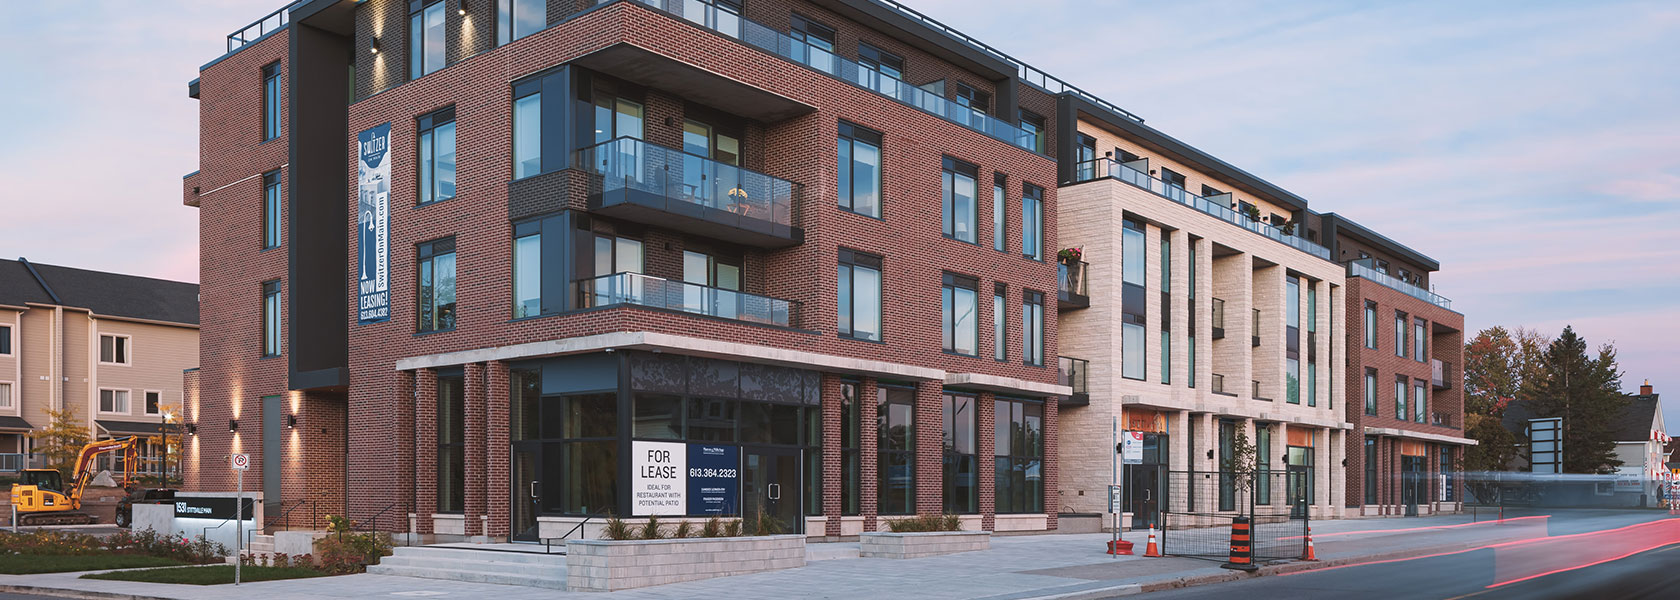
[{"x1": 356, "y1": 123, "x2": 392, "y2": 324}]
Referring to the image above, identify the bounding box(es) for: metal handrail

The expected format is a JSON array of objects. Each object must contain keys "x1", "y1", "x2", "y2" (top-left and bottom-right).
[
  {"x1": 1349, "y1": 259, "x2": 1453, "y2": 310},
  {"x1": 357, "y1": 501, "x2": 403, "y2": 534},
  {"x1": 574, "y1": 271, "x2": 801, "y2": 328},
  {"x1": 226, "y1": 2, "x2": 297, "y2": 53}
]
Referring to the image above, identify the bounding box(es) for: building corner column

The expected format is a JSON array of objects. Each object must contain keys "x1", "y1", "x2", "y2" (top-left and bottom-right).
[
  {"x1": 821, "y1": 373, "x2": 844, "y2": 538},
  {"x1": 414, "y1": 368, "x2": 437, "y2": 535},
  {"x1": 486, "y1": 361, "x2": 510, "y2": 540}
]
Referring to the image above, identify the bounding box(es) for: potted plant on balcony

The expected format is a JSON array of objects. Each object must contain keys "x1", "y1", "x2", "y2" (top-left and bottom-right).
[
  {"x1": 1241, "y1": 204, "x2": 1262, "y2": 223},
  {"x1": 1057, "y1": 247, "x2": 1083, "y2": 264},
  {"x1": 1280, "y1": 219, "x2": 1297, "y2": 236}
]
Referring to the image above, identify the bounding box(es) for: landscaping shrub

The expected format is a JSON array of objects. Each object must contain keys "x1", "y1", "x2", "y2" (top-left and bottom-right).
[
  {"x1": 747, "y1": 510, "x2": 785, "y2": 536},
  {"x1": 885, "y1": 514, "x2": 964, "y2": 533},
  {"x1": 672, "y1": 520, "x2": 693, "y2": 538},
  {"x1": 311, "y1": 514, "x2": 393, "y2": 575},
  {"x1": 700, "y1": 516, "x2": 723, "y2": 538},
  {"x1": 638, "y1": 515, "x2": 664, "y2": 540},
  {"x1": 1, "y1": 529, "x2": 225, "y2": 564},
  {"x1": 602, "y1": 514, "x2": 634, "y2": 540}
]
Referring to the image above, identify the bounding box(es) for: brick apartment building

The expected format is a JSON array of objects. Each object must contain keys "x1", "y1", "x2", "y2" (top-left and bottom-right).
[
  {"x1": 184, "y1": 0, "x2": 1075, "y2": 539},
  {"x1": 0, "y1": 258, "x2": 199, "y2": 476},
  {"x1": 1323, "y1": 215, "x2": 1470, "y2": 516}
]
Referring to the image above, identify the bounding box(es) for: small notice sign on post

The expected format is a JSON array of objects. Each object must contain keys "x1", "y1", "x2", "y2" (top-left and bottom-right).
[
  {"x1": 230, "y1": 453, "x2": 248, "y2": 586},
  {"x1": 1120, "y1": 432, "x2": 1144, "y2": 465},
  {"x1": 230, "y1": 453, "x2": 249, "y2": 471},
  {"x1": 1108, "y1": 485, "x2": 1124, "y2": 513}
]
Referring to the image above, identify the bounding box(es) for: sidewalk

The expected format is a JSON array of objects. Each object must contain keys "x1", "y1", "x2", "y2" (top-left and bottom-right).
[{"x1": 0, "y1": 512, "x2": 1591, "y2": 600}]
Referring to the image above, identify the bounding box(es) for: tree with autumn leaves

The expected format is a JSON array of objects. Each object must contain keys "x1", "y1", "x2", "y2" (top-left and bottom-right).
[{"x1": 1463, "y1": 325, "x2": 1628, "y2": 480}]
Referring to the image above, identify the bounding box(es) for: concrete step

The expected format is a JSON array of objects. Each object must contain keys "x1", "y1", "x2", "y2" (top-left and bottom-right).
[
  {"x1": 366, "y1": 546, "x2": 568, "y2": 589},
  {"x1": 389, "y1": 545, "x2": 568, "y2": 565},
  {"x1": 366, "y1": 564, "x2": 568, "y2": 590},
  {"x1": 376, "y1": 555, "x2": 565, "y2": 576}
]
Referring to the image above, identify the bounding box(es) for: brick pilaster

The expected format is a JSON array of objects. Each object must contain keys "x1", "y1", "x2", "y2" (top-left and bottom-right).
[
  {"x1": 394, "y1": 370, "x2": 416, "y2": 532},
  {"x1": 486, "y1": 361, "x2": 511, "y2": 539},
  {"x1": 415, "y1": 368, "x2": 437, "y2": 534},
  {"x1": 978, "y1": 391, "x2": 996, "y2": 531},
  {"x1": 914, "y1": 380, "x2": 943, "y2": 517},
  {"x1": 1044, "y1": 395, "x2": 1060, "y2": 530},
  {"x1": 821, "y1": 374, "x2": 844, "y2": 537},
  {"x1": 860, "y1": 378, "x2": 879, "y2": 532},
  {"x1": 464, "y1": 362, "x2": 487, "y2": 538}
]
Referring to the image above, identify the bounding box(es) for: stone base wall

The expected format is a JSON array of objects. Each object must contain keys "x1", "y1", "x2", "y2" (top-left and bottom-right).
[
  {"x1": 565, "y1": 534, "x2": 806, "y2": 592},
  {"x1": 859, "y1": 531, "x2": 991, "y2": 559}
]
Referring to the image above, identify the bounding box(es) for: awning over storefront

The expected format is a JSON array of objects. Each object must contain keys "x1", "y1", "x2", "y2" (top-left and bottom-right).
[
  {"x1": 96, "y1": 420, "x2": 168, "y2": 437},
  {"x1": 1363, "y1": 426, "x2": 1479, "y2": 446},
  {"x1": 0, "y1": 416, "x2": 32, "y2": 432}
]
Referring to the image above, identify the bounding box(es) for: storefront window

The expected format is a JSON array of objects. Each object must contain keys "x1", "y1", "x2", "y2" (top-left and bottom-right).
[
  {"x1": 437, "y1": 371, "x2": 465, "y2": 513},
  {"x1": 878, "y1": 385, "x2": 916, "y2": 515},
  {"x1": 841, "y1": 381, "x2": 861, "y2": 515},
  {"x1": 943, "y1": 393, "x2": 978, "y2": 514},
  {"x1": 994, "y1": 397, "x2": 1042, "y2": 514}
]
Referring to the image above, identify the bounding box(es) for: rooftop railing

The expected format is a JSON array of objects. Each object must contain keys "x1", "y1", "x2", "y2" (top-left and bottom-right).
[
  {"x1": 1348, "y1": 259, "x2": 1453, "y2": 310},
  {"x1": 610, "y1": 0, "x2": 1041, "y2": 152},
  {"x1": 1072, "y1": 158, "x2": 1331, "y2": 261},
  {"x1": 578, "y1": 136, "x2": 800, "y2": 229},
  {"x1": 575, "y1": 272, "x2": 800, "y2": 328},
  {"x1": 227, "y1": 2, "x2": 294, "y2": 53}
]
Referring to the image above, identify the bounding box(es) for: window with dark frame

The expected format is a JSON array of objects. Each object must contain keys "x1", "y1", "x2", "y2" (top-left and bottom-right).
[
  {"x1": 942, "y1": 272, "x2": 979, "y2": 356},
  {"x1": 512, "y1": 79, "x2": 541, "y2": 178},
  {"x1": 790, "y1": 14, "x2": 838, "y2": 73},
  {"x1": 877, "y1": 385, "x2": 915, "y2": 515},
  {"x1": 145, "y1": 391, "x2": 161, "y2": 415},
  {"x1": 410, "y1": 0, "x2": 447, "y2": 80},
  {"x1": 417, "y1": 106, "x2": 457, "y2": 205},
  {"x1": 262, "y1": 62, "x2": 281, "y2": 141},
  {"x1": 942, "y1": 157, "x2": 979, "y2": 243},
  {"x1": 1414, "y1": 318, "x2": 1428, "y2": 363},
  {"x1": 1365, "y1": 368, "x2": 1378, "y2": 416},
  {"x1": 1396, "y1": 374, "x2": 1408, "y2": 421},
  {"x1": 512, "y1": 219, "x2": 541, "y2": 318},
  {"x1": 1018, "y1": 110, "x2": 1046, "y2": 154},
  {"x1": 1364, "y1": 301, "x2": 1378, "y2": 349},
  {"x1": 942, "y1": 393, "x2": 978, "y2": 514},
  {"x1": 99, "y1": 334, "x2": 129, "y2": 365},
  {"x1": 993, "y1": 397, "x2": 1043, "y2": 514},
  {"x1": 498, "y1": 0, "x2": 547, "y2": 45},
  {"x1": 1364, "y1": 437, "x2": 1377, "y2": 505},
  {"x1": 1414, "y1": 380, "x2": 1427, "y2": 423},
  {"x1": 1121, "y1": 220, "x2": 1145, "y2": 380},
  {"x1": 992, "y1": 173, "x2": 1006, "y2": 252},
  {"x1": 0, "y1": 325, "x2": 10, "y2": 355},
  {"x1": 1022, "y1": 290, "x2": 1044, "y2": 366},
  {"x1": 838, "y1": 248, "x2": 882, "y2": 341},
  {"x1": 841, "y1": 380, "x2": 861, "y2": 515},
  {"x1": 838, "y1": 122, "x2": 883, "y2": 218},
  {"x1": 1160, "y1": 167, "x2": 1187, "y2": 200},
  {"x1": 1394, "y1": 310, "x2": 1408, "y2": 358},
  {"x1": 417, "y1": 237, "x2": 457, "y2": 333},
  {"x1": 262, "y1": 170, "x2": 281, "y2": 249},
  {"x1": 436, "y1": 370, "x2": 465, "y2": 513},
  {"x1": 262, "y1": 280, "x2": 281, "y2": 357},
  {"x1": 857, "y1": 43, "x2": 904, "y2": 85},
  {"x1": 1021, "y1": 183, "x2": 1043, "y2": 260},
  {"x1": 993, "y1": 283, "x2": 1007, "y2": 362},
  {"x1": 955, "y1": 82, "x2": 990, "y2": 126}
]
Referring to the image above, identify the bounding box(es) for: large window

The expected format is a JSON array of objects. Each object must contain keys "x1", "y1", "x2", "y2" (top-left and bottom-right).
[
  {"x1": 1161, "y1": 236, "x2": 1171, "y2": 385},
  {"x1": 1414, "y1": 381, "x2": 1427, "y2": 423},
  {"x1": 1287, "y1": 277, "x2": 1301, "y2": 404},
  {"x1": 993, "y1": 284, "x2": 1006, "y2": 361},
  {"x1": 841, "y1": 381, "x2": 861, "y2": 515},
  {"x1": 262, "y1": 62, "x2": 280, "y2": 141},
  {"x1": 838, "y1": 122, "x2": 882, "y2": 218},
  {"x1": 878, "y1": 385, "x2": 915, "y2": 515},
  {"x1": 857, "y1": 43, "x2": 904, "y2": 92},
  {"x1": 1256, "y1": 426, "x2": 1271, "y2": 505},
  {"x1": 994, "y1": 398, "x2": 1043, "y2": 514},
  {"x1": 1121, "y1": 220, "x2": 1145, "y2": 380},
  {"x1": 1022, "y1": 290, "x2": 1044, "y2": 366},
  {"x1": 1394, "y1": 311, "x2": 1407, "y2": 357},
  {"x1": 0, "y1": 325, "x2": 10, "y2": 355},
  {"x1": 1364, "y1": 301, "x2": 1377, "y2": 349},
  {"x1": 512, "y1": 220, "x2": 540, "y2": 318},
  {"x1": 992, "y1": 174, "x2": 1006, "y2": 252},
  {"x1": 942, "y1": 273, "x2": 978, "y2": 356},
  {"x1": 436, "y1": 371, "x2": 465, "y2": 513},
  {"x1": 99, "y1": 334, "x2": 129, "y2": 365},
  {"x1": 1395, "y1": 375, "x2": 1408, "y2": 421},
  {"x1": 954, "y1": 83, "x2": 990, "y2": 125},
  {"x1": 417, "y1": 106, "x2": 457, "y2": 205},
  {"x1": 100, "y1": 389, "x2": 130, "y2": 414},
  {"x1": 417, "y1": 237, "x2": 457, "y2": 333},
  {"x1": 838, "y1": 249, "x2": 882, "y2": 341},
  {"x1": 262, "y1": 170, "x2": 281, "y2": 249},
  {"x1": 942, "y1": 157, "x2": 978, "y2": 243},
  {"x1": 1021, "y1": 183, "x2": 1043, "y2": 260},
  {"x1": 943, "y1": 393, "x2": 978, "y2": 514},
  {"x1": 512, "y1": 84, "x2": 541, "y2": 178},
  {"x1": 410, "y1": 1, "x2": 447, "y2": 80},
  {"x1": 262, "y1": 280, "x2": 281, "y2": 357},
  {"x1": 1019, "y1": 110, "x2": 1046, "y2": 154},
  {"x1": 498, "y1": 0, "x2": 546, "y2": 45},
  {"x1": 791, "y1": 15, "x2": 838, "y2": 74},
  {"x1": 1365, "y1": 368, "x2": 1378, "y2": 416},
  {"x1": 1364, "y1": 437, "x2": 1377, "y2": 505},
  {"x1": 1414, "y1": 319, "x2": 1428, "y2": 362}
]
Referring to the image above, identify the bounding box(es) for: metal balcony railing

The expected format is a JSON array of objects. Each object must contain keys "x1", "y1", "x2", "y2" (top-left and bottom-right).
[
  {"x1": 1070, "y1": 158, "x2": 1331, "y2": 261},
  {"x1": 579, "y1": 136, "x2": 800, "y2": 228},
  {"x1": 226, "y1": 2, "x2": 296, "y2": 53},
  {"x1": 1431, "y1": 412, "x2": 1457, "y2": 429},
  {"x1": 1058, "y1": 356, "x2": 1088, "y2": 397},
  {"x1": 0, "y1": 453, "x2": 23, "y2": 472},
  {"x1": 1211, "y1": 298, "x2": 1226, "y2": 339},
  {"x1": 1058, "y1": 260, "x2": 1089, "y2": 301},
  {"x1": 609, "y1": 0, "x2": 1042, "y2": 152},
  {"x1": 1252, "y1": 308, "x2": 1261, "y2": 347},
  {"x1": 574, "y1": 272, "x2": 799, "y2": 328},
  {"x1": 1432, "y1": 359, "x2": 1453, "y2": 390},
  {"x1": 1212, "y1": 373, "x2": 1227, "y2": 395},
  {"x1": 1348, "y1": 259, "x2": 1453, "y2": 310}
]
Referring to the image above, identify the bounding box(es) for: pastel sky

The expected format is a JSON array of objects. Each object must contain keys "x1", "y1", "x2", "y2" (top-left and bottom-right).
[{"x1": 1, "y1": 1, "x2": 1674, "y2": 427}]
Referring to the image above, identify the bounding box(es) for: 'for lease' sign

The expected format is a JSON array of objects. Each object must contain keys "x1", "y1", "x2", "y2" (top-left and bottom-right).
[{"x1": 632, "y1": 441, "x2": 686, "y2": 516}]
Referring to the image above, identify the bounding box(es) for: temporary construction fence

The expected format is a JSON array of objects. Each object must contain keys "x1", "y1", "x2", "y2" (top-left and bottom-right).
[{"x1": 1151, "y1": 467, "x2": 1308, "y2": 562}]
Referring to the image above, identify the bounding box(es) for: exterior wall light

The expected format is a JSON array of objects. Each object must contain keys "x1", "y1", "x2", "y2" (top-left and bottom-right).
[
  {"x1": 458, "y1": 0, "x2": 469, "y2": 15},
  {"x1": 370, "y1": 37, "x2": 381, "y2": 54},
  {"x1": 187, "y1": 423, "x2": 198, "y2": 436},
  {"x1": 286, "y1": 414, "x2": 298, "y2": 429},
  {"x1": 229, "y1": 419, "x2": 239, "y2": 433}
]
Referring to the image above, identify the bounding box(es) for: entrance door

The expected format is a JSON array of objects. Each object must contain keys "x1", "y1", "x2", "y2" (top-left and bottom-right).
[
  {"x1": 1126, "y1": 463, "x2": 1162, "y2": 530},
  {"x1": 742, "y1": 447, "x2": 802, "y2": 534},
  {"x1": 1401, "y1": 456, "x2": 1424, "y2": 517},
  {"x1": 512, "y1": 441, "x2": 543, "y2": 542},
  {"x1": 1287, "y1": 465, "x2": 1310, "y2": 518}
]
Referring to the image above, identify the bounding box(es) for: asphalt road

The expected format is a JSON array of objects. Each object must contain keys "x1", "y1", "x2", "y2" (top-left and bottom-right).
[{"x1": 1138, "y1": 513, "x2": 1680, "y2": 600}]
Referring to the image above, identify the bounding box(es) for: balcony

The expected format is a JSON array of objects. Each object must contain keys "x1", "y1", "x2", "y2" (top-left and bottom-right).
[
  {"x1": 1211, "y1": 298, "x2": 1226, "y2": 339},
  {"x1": 1432, "y1": 359, "x2": 1453, "y2": 390},
  {"x1": 578, "y1": 137, "x2": 803, "y2": 248},
  {"x1": 1058, "y1": 260, "x2": 1090, "y2": 310},
  {"x1": 225, "y1": 2, "x2": 292, "y2": 54},
  {"x1": 1348, "y1": 259, "x2": 1453, "y2": 311},
  {"x1": 1212, "y1": 373, "x2": 1235, "y2": 396},
  {"x1": 1058, "y1": 356, "x2": 1090, "y2": 406},
  {"x1": 610, "y1": 0, "x2": 1041, "y2": 153},
  {"x1": 1070, "y1": 158, "x2": 1331, "y2": 261},
  {"x1": 1253, "y1": 380, "x2": 1269, "y2": 401},
  {"x1": 1431, "y1": 411, "x2": 1458, "y2": 429},
  {"x1": 574, "y1": 272, "x2": 800, "y2": 328}
]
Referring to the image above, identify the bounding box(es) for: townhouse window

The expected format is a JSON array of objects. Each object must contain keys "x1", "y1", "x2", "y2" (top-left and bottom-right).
[
  {"x1": 1414, "y1": 381, "x2": 1427, "y2": 423},
  {"x1": 942, "y1": 393, "x2": 978, "y2": 514},
  {"x1": 1074, "y1": 135, "x2": 1096, "y2": 181},
  {"x1": 1286, "y1": 277, "x2": 1300, "y2": 404},
  {"x1": 857, "y1": 43, "x2": 904, "y2": 92},
  {"x1": 1201, "y1": 184, "x2": 1224, "y2": 198},
  {"x1": 410, "y1": 0, "x2": 447, "y2": 80},
  {"x1": 1021, "y1": 183, "x2": 1043, "y2": 260},
  {"x1": 790, "y1": 15, "x2": 838, "y2": 74},
  {"x1": 417, "y1": 237, "x2": 458, "y2": 333},
  {"x1": 1364, "y1": 301, "x2": 1377, "y2": 349},
  {"x1": 512, "y1": 220, "x2": 541, "y2": 318},
  {"x1": 942, "y1": 157, "x2": 978, "y2": 243},
  {"x1": 0, "y1": 324, "x2": 9, "y2": 355},
  {"x1": 1121, "y1": 220, "x2": 1145, "y2": 380},
  {"x1": 100, "y1": 389, "x2": 130, "y2": 413},
  {"x1": 145, "y1": 391, "x2": 161, "y2": 416},
  {"x1": 1022, "y1": 290, "x2": 1044, "y2": 366},
  {"x1": 262, "y1": 62, "x2": 281, "y2": 141},
  {"x1": 498, "y1": 0, "x2": 546, "y2": 45},
  {"x1": 1414, "y1": 319, "x2": 1427, "y2": 362},
  {"x1": 955, "y1": 83, "x2": 990, "y2": 126},
  {"x1": 877, "y1": 385, "x2": 915, "y2": 515},
  {"x1": 994, "y1": 397, "x2": 1043, "y2": 514},
  {"x1": 1364, "y1": 437, "x2": 1377, "y2": 505},
  {"x1": 512, "y1": 82, "x2": 541, "y2": 178},
  {"x1": 838, "y1": 249, "x2": 882, "y2": 341},
  {"x1": 437, "y1": 370, "x2": 466, "y2": 513},
  {"x1": 0, "y1": 382, "x2": 10, "y2": 409},
  {"x1": 992, "y1": 174, "x2": 1007, "y2": 252},
  {"x1": 1394, "y1": 310, "x2": 1407, "y2": 357},
  {"x1": 259, "y1": 171, "x2": 282, "y2": 249},
  {"x1": 942, "y1": 273, "x2": 979, "y2": 356},
  {"x1": 262, "y1": 280, "x2": 281, "y2": 357},
  {"x1": 1395, "y1": 375, "x2": 1408, "y2": 421},
  {"x1": 99, "y1": 334, "x2": 130, "y2": 365},
  {"x1": 1365, "y1": 368, "x2": 1378, "y2": 415},
  {"x1": 417, "y1": 106, "x2": 457, "y2": 205},
  {"x1": 1256, "y1": 425, "x2": 1272, "y2": 505},
  {"x1": 841, "y1": 381, "x2": 861, "y2": 515},
  {"x1": 838, "y1": 122, "x2": 882, "y2": 218},
  {"x1": 993, "y1": 283, "x2": 1007, "y2": 361},
  {"x1": 1019, "y1": 110, "x2": 1046, "y2": 154},
  {"x1": 1160, "y1": 167, "x2": 1187, "y2": 201}
]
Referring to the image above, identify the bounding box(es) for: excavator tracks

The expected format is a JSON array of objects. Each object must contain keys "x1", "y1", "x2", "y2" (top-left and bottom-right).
[{"x1": 18, "y1": 512, "x2": 97, "y2": 526}]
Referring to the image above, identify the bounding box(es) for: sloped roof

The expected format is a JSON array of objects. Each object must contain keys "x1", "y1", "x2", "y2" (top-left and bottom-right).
[
  {"x1": 0, "y1": 258, "x2": 198, "y2": 326},
  {"x1": 1612, "y1": 394, "x2": 1661, "y2": 442}
]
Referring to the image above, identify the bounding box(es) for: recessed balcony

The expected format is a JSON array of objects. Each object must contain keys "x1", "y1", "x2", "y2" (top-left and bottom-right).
[
  {"x1": 1211, "y1": 297, "x2": 1226, "y2": 339},
  {"x1": 1432, "y1": 359, "x2": 1453, "y2": 390},
  {"x1": 1057, "y1": 260, "x2": 1089, "y2": 310},
  {"x1": 578, "y1": 137, "x2": 804, "y2": 249},
  {"x1": 1058, "y1": 356, "x2": 1089, "y2": 406},
  {"x1": 574, "y1": 272, "x2": 801, "y2": 328}
]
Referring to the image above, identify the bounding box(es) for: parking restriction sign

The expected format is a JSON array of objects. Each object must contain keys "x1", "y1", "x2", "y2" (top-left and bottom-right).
[{"x1": 230, "y1": 453, "x2": 249, "y2": 471}]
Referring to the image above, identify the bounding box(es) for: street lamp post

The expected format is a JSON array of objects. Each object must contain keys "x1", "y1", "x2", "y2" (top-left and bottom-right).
[{"x1": 162, "y1": 410, "x2": 177, "y2": 489}]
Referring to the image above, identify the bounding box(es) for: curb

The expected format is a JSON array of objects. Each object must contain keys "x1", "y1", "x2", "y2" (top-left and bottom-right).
[{"x1": 0, "y1": 585, "x2": 178, "y2": 600}]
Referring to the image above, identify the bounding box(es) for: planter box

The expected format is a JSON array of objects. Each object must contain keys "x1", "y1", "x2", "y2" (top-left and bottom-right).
[
  {"x1": 859, "y1": 531, "x2": 990, "y2": 559},
  {"x1": 565, "y1": 534, "x2": 805, "y2": 592}
]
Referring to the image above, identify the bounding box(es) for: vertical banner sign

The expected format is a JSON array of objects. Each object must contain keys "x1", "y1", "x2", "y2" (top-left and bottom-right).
[
  {"x1": 687, "y1": 444, "x2": 739, "y2": 516},
  {"x1": 632, "y1": 441, "x2": 686, "y2": 516},
  {"x1": 357, "y1": 123, "x2": 392, "y2": 324}
]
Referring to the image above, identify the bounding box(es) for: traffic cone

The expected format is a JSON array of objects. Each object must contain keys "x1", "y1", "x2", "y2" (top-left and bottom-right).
[
  {"x1": 1143, "y1": 527, "x2": 1161, "y2": 557},
  {"x1": 1302, "y1": 525, "x2": 1318, "y2": 561}
]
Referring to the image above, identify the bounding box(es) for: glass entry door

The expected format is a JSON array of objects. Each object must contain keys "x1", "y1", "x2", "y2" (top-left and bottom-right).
[
  {"x1": 1401, "y1": 455, "x2": 1425, "y2": 517},
  {"x1": 742, "y1": 447, "x2": 802, "y2": 534},
  {"x1": 512, "y1": 441, "x2": 543, "y2": 542}
]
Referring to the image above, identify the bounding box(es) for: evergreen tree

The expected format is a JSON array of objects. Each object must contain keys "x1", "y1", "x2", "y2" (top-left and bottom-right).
[{"x1": 1521, "y1": 326, "x2": 1627, "y2": 473}]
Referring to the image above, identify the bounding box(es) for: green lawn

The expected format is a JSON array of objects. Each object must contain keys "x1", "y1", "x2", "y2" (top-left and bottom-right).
[
  {"x1": 81, "y1": 564, "x2": 330, "y2": 585},
  {"x1": 0, "y1": 554, "x2": 188, "y2": 574}
]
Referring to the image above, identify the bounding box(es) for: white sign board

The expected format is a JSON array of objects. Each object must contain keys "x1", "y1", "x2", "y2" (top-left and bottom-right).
[
  {"x1": 230, "y1": 453, "x2": 249, "y2": 471},
  {"x1": 1107, "y1": 485, "x2": 1123, "y2": 513},
  {"x1": 1613, "y1": 467, "x2": 1643, "y2": 492},
  {"x1": 1120, "y1": 431, "x2": 1144, "y2": 465},
  {"x1": 632, "y1": 441, "x2": 686, "y2": 516}
]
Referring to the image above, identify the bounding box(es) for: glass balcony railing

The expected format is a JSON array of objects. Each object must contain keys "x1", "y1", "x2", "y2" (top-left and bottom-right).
[
  {"x1": 1058, "y1": 356, "x2": 1089, "y2": 398},
  {"x1": 608, "y1": 0, "x2": 1041, "y2": 152},
  {"x1": 574, "y1": 272, "x2": 799, "y2": 328},
  {"x1": 1348, "y1": 259, "x2": 1453, "y2": 310},
  {"x1": 1071, "y1": 158, "x2": 1332, "y2": 261},
  {"x1": 578, "y1": 136, "x2": 799, "y2": 229},
  {"x1": 1211, "y1": 297, "x2": 1226, "y2": 339},
  {"x1": 1212, "y1": 373, "x2": 1227, "y2": 395},
  {"x1": 1057, "y1": 260, "x2": 1089, "y2": 309},
  {"x1": 226, "y1": 2, "x2": 294, "y2": 53},
  {"x1": 1432, "y1": 359, "x2": 1453, "y2": 390}
]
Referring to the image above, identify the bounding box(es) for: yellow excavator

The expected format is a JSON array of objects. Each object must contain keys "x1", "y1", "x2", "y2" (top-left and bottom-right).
[{"x1": 10, "y1": 436, "x2": 141, "y2": 526}]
